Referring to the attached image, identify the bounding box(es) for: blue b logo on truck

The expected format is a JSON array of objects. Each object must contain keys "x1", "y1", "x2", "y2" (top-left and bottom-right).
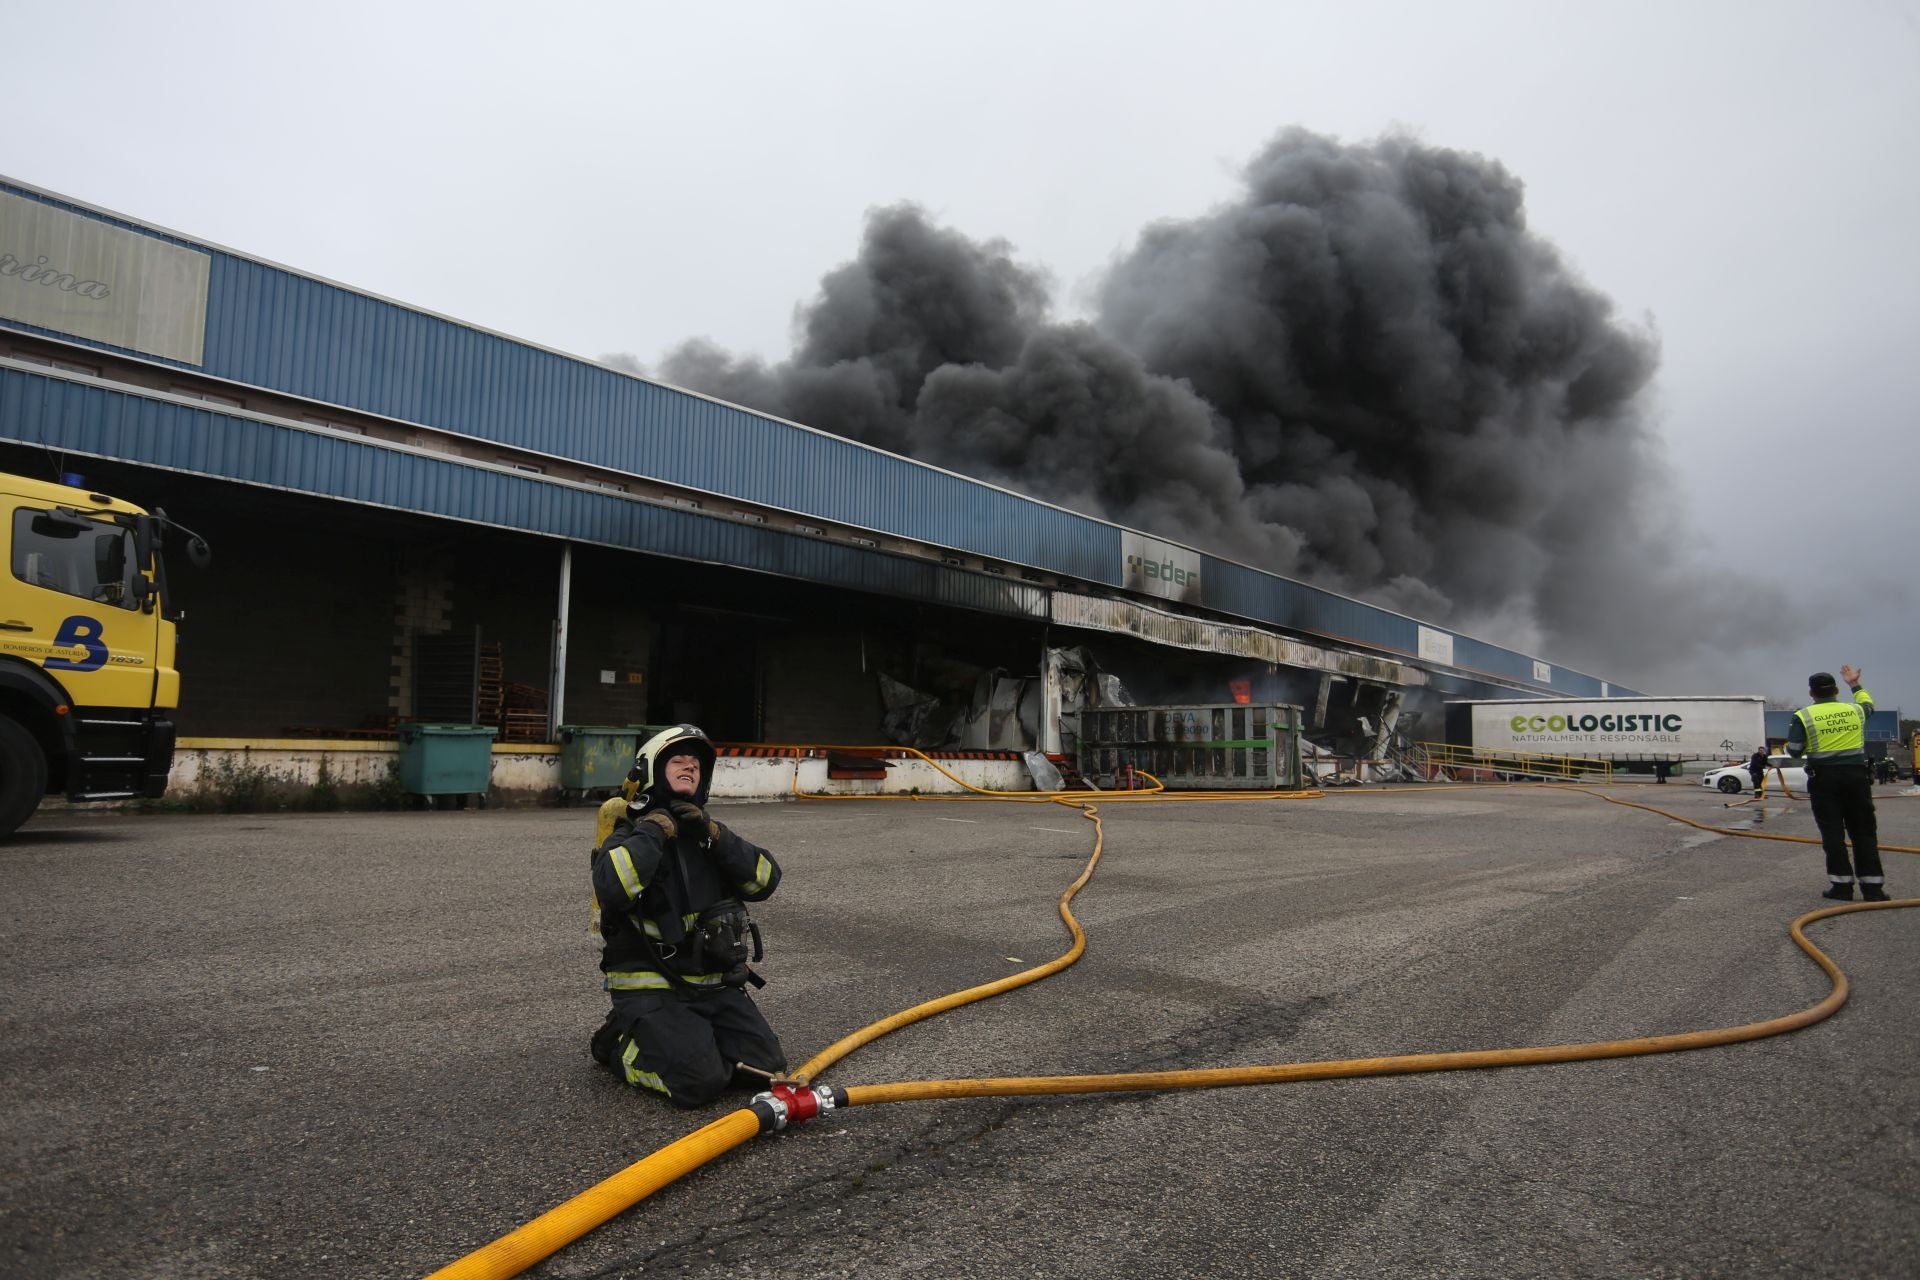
[{"x1": 44, "y1": 614, "x2": 109, "y2": 672}]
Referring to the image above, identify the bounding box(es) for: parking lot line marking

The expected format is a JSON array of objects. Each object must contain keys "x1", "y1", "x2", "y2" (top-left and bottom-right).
[
  {"x1": 1027, "y1": 826, "x2": 1081, "y2": 833},
  {"x1": 935, "y1": 817, "x2": 980, "y2": 824}
]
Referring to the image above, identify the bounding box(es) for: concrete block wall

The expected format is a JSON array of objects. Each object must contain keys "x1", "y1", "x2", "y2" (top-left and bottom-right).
[
  {"x1": 763, "y1": 623, "x2": 885, "y2": 745},
  {"x1": 169, "y1": 507, "x2": 396, "y2": 737},
  {"x1": 559, "y1": 572, "x2": 654, "y2": 728},
  {"x1": 390, "y1": 545, "x2": 454, "y2": 719}
]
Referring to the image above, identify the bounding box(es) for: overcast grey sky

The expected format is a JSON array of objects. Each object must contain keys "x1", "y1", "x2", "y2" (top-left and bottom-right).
[{"x1": 4, "y1": 1, "x2": 1915, "y2": 712}]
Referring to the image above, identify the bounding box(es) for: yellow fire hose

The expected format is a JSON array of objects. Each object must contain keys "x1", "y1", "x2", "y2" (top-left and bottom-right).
[
  {"x1": 425, "y1": 762, "x2": 1914, "y2": 1280},
  {"x1": 841, "y1": 895, "x2": 1901, "y2": 1103},
  {"x1": 1542, "y1": 783, "x2": 1920, "y2": 854},
  {"x1": 1308, "y1": 779, "x2": 1919, "y2": 855}
]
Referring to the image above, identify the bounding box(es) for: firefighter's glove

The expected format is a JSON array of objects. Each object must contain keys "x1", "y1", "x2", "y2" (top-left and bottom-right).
[
  {"x1": 639, "y1": 809, "x2": 678, "y2": 840},
  {"x1": 667, "y1": 800, "x2": 720, "y2": 842}
]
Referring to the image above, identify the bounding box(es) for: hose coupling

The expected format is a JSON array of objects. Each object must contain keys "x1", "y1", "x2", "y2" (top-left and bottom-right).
[{"x1": 749, "y1": 1083, "x2": 846, "y2": 1133}]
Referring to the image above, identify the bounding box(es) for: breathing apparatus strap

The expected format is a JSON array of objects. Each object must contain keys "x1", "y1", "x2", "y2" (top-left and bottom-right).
[
  {"x1": 633, "y1": 836, "x2": 767, "y2": 992},
  {"x1": 634, "y1": 930, "x2": 705, "y2": 995}
]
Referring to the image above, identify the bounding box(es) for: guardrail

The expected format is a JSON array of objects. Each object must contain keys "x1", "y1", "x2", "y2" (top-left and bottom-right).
[{"x1": 1413, "y1": 742, "x2": 1614, "y2": 783}]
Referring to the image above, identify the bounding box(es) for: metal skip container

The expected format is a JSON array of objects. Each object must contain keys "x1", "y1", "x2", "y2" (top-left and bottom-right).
[
  {"x1": 395, "y1": 723, "x2": 499, "y2": 806},
  {"x1": 1076, "y1": 703, "x2": 1305, "y2": 790},
  {"x1": 556, "y1": 725, "x2": 644, "y2": 802}
]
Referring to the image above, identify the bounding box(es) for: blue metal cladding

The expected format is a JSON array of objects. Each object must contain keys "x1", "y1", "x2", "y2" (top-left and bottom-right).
[
  {"x1": 1199, "y1": 553, "x2": 1632, "y2": 696},
  {"x1": 1448, "y1": 635, "x2": 1525, "y2": 685},
  {"x1": 0, "y1": 180, "x2": 1116, "y2": 585},
  {"x1": 1447, "y1": 637, "x2": 1621, "y2": 696},
  {"x1": 1199, "y1": 553, "x2": 1414, "y2": 650},
  {"x1": 0, "y1": 367, "x2": 1047, "y2": 620}
]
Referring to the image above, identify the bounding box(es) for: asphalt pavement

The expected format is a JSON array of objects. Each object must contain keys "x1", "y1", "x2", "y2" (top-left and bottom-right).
[{"x1": 2, "y1": 783, "x2": 1916, "y2": 1279}]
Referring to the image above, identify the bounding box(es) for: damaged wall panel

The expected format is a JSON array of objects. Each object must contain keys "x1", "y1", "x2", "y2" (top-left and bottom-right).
[{"x1": 1048, "y1": 591, "x2": 1424, "y2": 688}]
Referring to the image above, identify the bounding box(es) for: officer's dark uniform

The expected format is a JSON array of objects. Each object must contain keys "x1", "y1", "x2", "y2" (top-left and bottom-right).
[
  {"x1": 588, "y1": 725, "x2": 787, "y2": 1106},
  {"x1": 1786, "y1": 673, "x2": 1888, "y2": 902}
]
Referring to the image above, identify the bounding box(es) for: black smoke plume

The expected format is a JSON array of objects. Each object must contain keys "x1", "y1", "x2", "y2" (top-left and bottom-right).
[{"x1": 648, "y1": 128, "x2": 1778, "y2": 685}]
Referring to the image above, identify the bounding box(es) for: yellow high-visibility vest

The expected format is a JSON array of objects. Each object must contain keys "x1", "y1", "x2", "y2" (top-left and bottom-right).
[{"x1": 1794, "y1": 690, "x2": 1871, "y2": 760}]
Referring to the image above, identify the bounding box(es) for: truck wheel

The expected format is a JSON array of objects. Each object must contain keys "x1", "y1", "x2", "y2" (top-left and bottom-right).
[
  {"x1": 0, "y1": 716, "x2": 50, "y2": 839},
  {"x1": 1716, "y1": 776, "x2": 1741, "y2": 794}
]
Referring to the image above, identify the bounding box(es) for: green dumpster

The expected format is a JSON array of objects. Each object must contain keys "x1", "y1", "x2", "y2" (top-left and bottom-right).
[
  {"x1": 557, "y1": 725, "x2": 643, "y2": 801},
  {"x1": 396, "y1": 723, "x2": 498, "y2": 806}
]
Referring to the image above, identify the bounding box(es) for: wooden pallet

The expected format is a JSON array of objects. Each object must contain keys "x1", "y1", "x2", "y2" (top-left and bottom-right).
[
  {"x1": 476, "y1": 642, "x2": 505, "y2": 724},
  {"x1": 500, "y1": 709, "x2": 549, "y2": 743},
  {"x1": 497, "y1": 677, "x2": 547, "y2": 742}
]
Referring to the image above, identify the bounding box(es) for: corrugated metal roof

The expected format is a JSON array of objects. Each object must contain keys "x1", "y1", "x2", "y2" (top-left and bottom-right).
[{"x1": 0, "y1": 364, "x2": 1046, "y2": 620}]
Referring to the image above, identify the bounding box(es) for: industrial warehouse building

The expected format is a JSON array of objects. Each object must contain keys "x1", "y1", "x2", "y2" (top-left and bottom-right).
[{"x1": 0, "y1": 174, "x2": 1641, "y2": 780}]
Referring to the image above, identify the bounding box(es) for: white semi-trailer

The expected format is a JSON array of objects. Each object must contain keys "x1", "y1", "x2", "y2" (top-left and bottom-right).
[{"x1": 1443, "y1": 696, "x2": 1767, "y2": 766}]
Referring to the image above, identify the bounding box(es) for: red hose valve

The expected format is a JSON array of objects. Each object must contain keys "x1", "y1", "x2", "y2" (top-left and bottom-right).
[
  {"x1": 750, "y1": 1083, "x2": 846, "y2": 1133},
  {"x1": 773, "y1": 1082, "x2": 821, "y2": 1125}
]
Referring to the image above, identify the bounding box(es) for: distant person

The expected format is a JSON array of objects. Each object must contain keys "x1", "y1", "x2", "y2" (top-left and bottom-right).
[
  {"x1": 588, "y1": 724, "x2": 787, "y2": 1106},
  {"x1": 1746, "y1": 747, "x2": 1769, "y2": 797},
  {"x1": 1785, "y1": 666, "x2": 1888, "y2": 902}
]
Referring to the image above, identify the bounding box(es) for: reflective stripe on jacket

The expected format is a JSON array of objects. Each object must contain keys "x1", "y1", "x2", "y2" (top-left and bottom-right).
[{"x1": 603, "y1": 967, "x2": 733, "y2": 991}]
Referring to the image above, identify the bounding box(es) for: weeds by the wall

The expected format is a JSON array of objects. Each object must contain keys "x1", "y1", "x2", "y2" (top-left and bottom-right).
[
  {"x1": 360, "y1": 757, "x2": 408, "y2": 811},
  {"x1": 141, "y1": 751, "x2": 482, "y2": 815},
  {"x1": 158, "y1": 753, "x2": 284, "y2": 814},
  {"x1": 302, "y1": 757, "x2": 341, "y2": 812},
  {"x1": 151, "y1": 752, "x2": 347, "y2": 814}
]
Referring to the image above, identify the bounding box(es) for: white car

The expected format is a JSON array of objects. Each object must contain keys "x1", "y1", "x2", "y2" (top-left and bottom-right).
[{"x1": 1700, "y1": 755, "x2": 1807, "y2": 795}]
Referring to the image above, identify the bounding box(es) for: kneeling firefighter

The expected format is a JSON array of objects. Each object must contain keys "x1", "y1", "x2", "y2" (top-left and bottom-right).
[{"x1": 588, "y1": 724, "x2": 787, "y2": 1106}]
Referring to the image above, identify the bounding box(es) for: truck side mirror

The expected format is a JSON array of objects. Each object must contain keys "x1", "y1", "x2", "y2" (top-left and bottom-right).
[{"x1": 132, "y1": 514, "x2": 157, "y2": 568}]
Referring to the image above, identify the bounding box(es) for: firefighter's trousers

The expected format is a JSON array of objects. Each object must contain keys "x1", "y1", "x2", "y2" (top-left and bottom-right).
[{"x1": 592, "y1": 985, "x2": 786, "y2": 1108}]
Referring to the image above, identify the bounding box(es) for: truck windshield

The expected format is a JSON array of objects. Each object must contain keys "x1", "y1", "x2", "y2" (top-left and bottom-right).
[{"x1": 10, "y1": 508, "x2": 143, "y2": 610}]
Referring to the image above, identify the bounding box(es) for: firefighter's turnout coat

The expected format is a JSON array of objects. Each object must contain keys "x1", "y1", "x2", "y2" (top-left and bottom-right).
[
  {"x1": 591, "y1": 812, "x2": 781, "y2": 991},
  {"x1": 588, "y1": 807, "x2": 786, "y2": 1105}
]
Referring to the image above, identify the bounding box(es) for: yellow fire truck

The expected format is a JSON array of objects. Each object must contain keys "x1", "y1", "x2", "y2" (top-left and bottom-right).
[{"x1": 0, "y1": 470, "x2": 208, "y2": 838}]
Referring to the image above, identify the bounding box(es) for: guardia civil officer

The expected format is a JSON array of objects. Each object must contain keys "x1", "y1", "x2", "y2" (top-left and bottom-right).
[
  {"x1": 588, "y1": 724, "x2": 787, "y2": 1106},
  {"x1": 1785, "y1": 666, "x2": 1889, "y2": 902}
]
